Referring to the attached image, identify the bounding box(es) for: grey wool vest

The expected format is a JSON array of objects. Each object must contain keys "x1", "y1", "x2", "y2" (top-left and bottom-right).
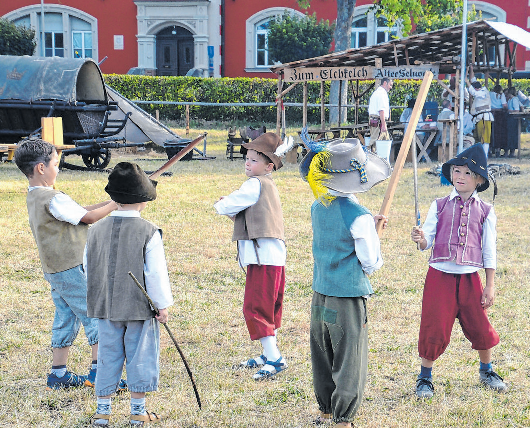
[
  {"x1": 26, "y1": 188, "x2": 88, "y2": 274},
  {"x1": 86, "y1": 216, "x2": 160, "y2": 321},
  {"x1": 232, "y1": 175, "x2": 285, "y2": 242}
]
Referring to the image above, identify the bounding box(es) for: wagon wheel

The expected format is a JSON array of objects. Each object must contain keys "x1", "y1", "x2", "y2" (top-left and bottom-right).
[{"x1": 82, "y1": 148, "x2": 111, "y2": 169}]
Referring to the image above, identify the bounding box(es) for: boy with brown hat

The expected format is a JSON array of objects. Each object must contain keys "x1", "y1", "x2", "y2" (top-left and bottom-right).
[
  {"x1": 299, "y1": 133, "x2": 391, "y2": 427},
  {"x1": 214, "y1": 132, "x2": 288, "y2": 380},
  {"x1": 86, "y1": 162, "x2": 173, "y2": 426}
]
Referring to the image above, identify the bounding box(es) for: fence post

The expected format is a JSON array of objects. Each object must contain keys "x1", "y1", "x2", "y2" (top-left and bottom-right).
[{"x1": 186, "y1": 105, "x2": 190, "y2": 137}]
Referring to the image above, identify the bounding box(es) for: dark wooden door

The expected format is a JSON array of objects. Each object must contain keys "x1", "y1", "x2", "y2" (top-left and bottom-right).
[
  {"x1": 178, "y1": 40, "x2": 194, "y2": 76},
  {"x1": 157, "y1": 40, "x2": 177, "y2": 76}
]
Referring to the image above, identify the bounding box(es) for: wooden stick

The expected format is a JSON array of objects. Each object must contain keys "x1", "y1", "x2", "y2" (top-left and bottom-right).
[
  {"x1": 128, "y1": 271, "x2": 202, "y2": 409},
  {"x1": 376, "y1": 71, "x2": 434, "y2": 236},
  {"x1": 149, "y1": 133, "x2": 206, "y2": 180}
]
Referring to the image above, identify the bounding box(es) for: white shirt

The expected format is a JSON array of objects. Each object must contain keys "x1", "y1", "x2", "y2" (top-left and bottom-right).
[
  {"x1": 214, "y1": 176, "x2": 286, "y2": 267},
  {"x1": 28, "y1": 186, "x2": 87, "y2": 225},
  {"x1": 83, "y1": 210, "x2": 174, "y2": 310},
  {"x1": 421, "y1": 189, "x2": 496, "y2": 273},
  {"x1": 468, "y1": 79, "x2": 494, "y2": 123},
  {"x1": 329, "y1": 191, "x2": 383, "y2": 275},
  {"x1": 368, "y1": 86, "x2": 390, "y2": 119}
]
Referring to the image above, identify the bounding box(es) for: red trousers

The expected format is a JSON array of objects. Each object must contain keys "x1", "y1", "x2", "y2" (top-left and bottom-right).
[
  {"x1": 243, "y1": 264, "x2": 285, "y2": 340},
  {"x1": 418, "y1": 267, "x2": 499, "y2": 361}
]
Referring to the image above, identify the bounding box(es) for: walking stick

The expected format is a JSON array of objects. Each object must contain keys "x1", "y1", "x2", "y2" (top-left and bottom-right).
[{"x1": 128, "y1": 271, "x2": 202, "y2": 409}]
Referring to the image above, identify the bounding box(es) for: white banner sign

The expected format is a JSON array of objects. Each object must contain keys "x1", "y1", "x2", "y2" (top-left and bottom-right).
[{"x1": 283, "y1": 65, "x2": 439, "y2": 81}]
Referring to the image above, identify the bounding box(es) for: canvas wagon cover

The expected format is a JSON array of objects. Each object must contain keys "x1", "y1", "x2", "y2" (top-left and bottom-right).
[{"x1": 0, "y1": 55, "x2": 107, "y2": 103}]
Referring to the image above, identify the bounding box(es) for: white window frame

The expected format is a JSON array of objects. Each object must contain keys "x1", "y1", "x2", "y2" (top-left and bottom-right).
[
  {"x1": 44, "y1": 31, "x2": 64, "y2": 57},
  {"x1": 245, "y1": 7, "x2": 304, "y2": 73},
  {"x1": 72, "y1": 31, "x2": 93, "y2": 59},
  {"x1": 351, "y1": 16, "x2": 368, "y2": 49},
  {"x1": 4, "y1": 4, "x2": 98, "y2": 61},
  {"x1": 350, "y1": 6, "x2": 400, "y2": 49}
]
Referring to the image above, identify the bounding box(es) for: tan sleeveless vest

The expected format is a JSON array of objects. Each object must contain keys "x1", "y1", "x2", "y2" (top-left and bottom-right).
[
  {"x1": 232, "y1": 175, "x2": 284, "y2": 242},
  {"x1": 26, "y1": 188, "x2": 88, "y2": 274}
]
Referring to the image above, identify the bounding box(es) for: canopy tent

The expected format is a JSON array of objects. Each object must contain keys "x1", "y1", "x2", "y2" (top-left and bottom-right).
[{"x1": 270, "y1": 20, "x2": 530, "y2": 133}]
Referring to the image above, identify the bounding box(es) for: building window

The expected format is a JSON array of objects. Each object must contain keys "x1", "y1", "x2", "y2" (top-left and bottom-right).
[
  {"x1": 351, "y1": 17, "x2": 368, "y2": 48},
  {"x1": 256, "y1": 20, "x2": 273, "y2": 67},
  {"x1": 350, "y1": 8, "x2": 399, "y2": 49},
  {"x1": 44, "y1": 32, "x2": 64, "y2": 57},
  {"x1": 5, "y1": 5, "x2": 97, "y2": 60},
  {"x1": 72, "y1": 32, "x2": 92, "y2": 58},
  {"x1": 376, "y1": 17, "x2": 397, "y2": 44},
  {"x1": 245, "y1": 7, "x2": 304, "y2": 72}
]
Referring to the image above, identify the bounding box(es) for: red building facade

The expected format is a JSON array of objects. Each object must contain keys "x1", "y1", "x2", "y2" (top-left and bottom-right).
[{"x1": 1, "y1": 0, "x2": 529, "y2": 77}]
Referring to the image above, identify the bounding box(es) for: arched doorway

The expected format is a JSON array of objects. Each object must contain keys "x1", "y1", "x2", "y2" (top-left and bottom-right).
[{"x1": 156, "y1": 26, "x2": 194, "y2": 76}]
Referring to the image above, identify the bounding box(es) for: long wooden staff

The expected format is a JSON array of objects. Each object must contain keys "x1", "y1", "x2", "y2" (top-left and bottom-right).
[
  {"x1": 128, "y1": 271, "x2": 202, "y2": 410},
  {"x1": 149, "y1": 133, "x2": 207, "y2": 180},
  {"x1": 412, "y1": 131, "x2": 421, "y2": 249},
  {"x1": 376, "y1": 71, "x2": 433, "y2": 237}
]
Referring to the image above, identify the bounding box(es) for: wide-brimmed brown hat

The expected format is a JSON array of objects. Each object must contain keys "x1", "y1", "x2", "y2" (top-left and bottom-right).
[
  {"x1": 240, "y1": 132, "x2": 283, "y2": 170},
  {"x1": 105, "y1": 162, "x2": 157, "y2": 203},
  {"x1": 300, "y1": 138, "x2": 391, "y2": 194}
]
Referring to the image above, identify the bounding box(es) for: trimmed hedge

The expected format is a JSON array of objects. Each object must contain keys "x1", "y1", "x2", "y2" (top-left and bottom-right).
[{"x1": 104, "y1": 74, "x2": 530, "y2": 125}]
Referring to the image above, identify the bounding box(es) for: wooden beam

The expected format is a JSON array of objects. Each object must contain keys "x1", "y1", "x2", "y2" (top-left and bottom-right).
[
  {"x1": 276, "y1": 82, "x2": 299, "y2": 100},
  {"x1": 303, "y1": 82, "x2": 308, "y2": 128},
  {"x1": 393, "y1": 42, "x2": 399, "y2": 66},
  {"x1": 276, "y1": 75, "x2": 283, "y2": 135},
  {"x1": 376, "y1": 71, "x2": 434, "y2": 236},
  {"x1": 320, "y1": 81, "x2": 325, "y2": 129}
]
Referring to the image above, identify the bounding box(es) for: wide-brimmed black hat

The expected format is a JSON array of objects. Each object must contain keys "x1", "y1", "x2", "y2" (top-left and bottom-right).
[
  {"x1": 105, "y1": 162, "x2": 157, "y2": 203},
  {"x1": 240, "y1": 132, "x2": 283, "y2": 170},
  {"x1": 441, "y1": 144, "x2": 489, "y2": 192}
]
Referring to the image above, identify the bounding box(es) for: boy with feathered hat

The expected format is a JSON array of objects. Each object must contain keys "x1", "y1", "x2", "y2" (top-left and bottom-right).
[
  {"x1": 214, "y1": 132, "x2": 288, "y2": 381},
  {"x1": 411, "y1": 144, "x2": 507, "y2": 398},
  {"x1": 299, "y1": 132, "x2": 391, "y2": 427},
  {"x1": 86, "y1": 162, "x2": 173, "y2": 426}
]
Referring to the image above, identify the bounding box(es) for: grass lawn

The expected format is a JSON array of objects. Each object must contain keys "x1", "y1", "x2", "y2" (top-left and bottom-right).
[{"x1": 0, "y1": 129, "x2": 529, "y2": 427}]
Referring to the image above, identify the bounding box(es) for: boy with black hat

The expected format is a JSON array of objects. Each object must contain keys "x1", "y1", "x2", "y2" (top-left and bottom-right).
[
  {"x1": 411, "y1": 144, "x2": 507, "y2": 398},
  {"x1": 299, "y1": 133, "x2": 391, "y2": 427},
  {"x1": 14, "y1": 138, "x2": 118, "y2": 390},
  {"x1": 214, "y1": 132, "x2": 288, "y2": 381},
  {"x1": 86, "y1": 162, "x2": 173, "y2": 426}
]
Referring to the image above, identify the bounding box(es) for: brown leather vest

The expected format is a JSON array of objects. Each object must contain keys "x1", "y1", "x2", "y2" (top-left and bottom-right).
[
  {"x1": 86, "y1": 216, "x2": 160, "y2": 321},
  {"x1": 232, "y1": 175, "x2": 285, "y2": 242}
]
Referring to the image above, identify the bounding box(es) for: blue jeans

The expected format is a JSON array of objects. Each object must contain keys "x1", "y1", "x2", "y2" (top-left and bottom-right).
[
  {"x1": 44, "y1": 264, "x2": 98, "y2": 348},
  {"x1": 96, "y1": 318, "x2": 160, "y2": 396}
]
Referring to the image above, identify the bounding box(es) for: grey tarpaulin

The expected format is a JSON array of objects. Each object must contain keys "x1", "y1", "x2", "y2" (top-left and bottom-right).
[
  {"x1": 106, "y1": 85, "x2": 187, "y2": 147},
  {"x1": 0, "y1": 55, "x2": 106, "y2": 103}
]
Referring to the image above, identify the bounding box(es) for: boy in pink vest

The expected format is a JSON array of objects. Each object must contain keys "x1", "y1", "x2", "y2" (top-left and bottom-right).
[
  {"x1": 214, "y1": 133, "x2": 287, "y2": 381},
  {"x1": 411, "y1": 144, "x2": 507, "y2": 398}
]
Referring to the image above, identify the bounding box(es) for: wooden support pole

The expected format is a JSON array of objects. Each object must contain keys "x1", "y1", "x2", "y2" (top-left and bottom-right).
[
  {"x1": 276, "y1": 75, "x2": 283, "y2": 135},
  {"x1": 376, "y1": 71, "x2": 434, "y2": 237},
  {"x1": 338, "y1": 79, "x2": 343, "y2": 125},
  {"x1": 303, "y1": 82, "x2": 308, "y2": 128},
  {"x1": 320, "y1": 81, "x2": 325, "y2": 129}
]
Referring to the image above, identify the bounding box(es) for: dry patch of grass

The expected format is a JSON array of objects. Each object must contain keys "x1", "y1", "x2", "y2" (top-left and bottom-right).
[{"x1": 1, "y1": 132, "x2": 530, "y2": 427}]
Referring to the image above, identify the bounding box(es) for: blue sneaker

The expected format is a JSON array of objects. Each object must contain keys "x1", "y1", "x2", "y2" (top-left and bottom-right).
[
  {"x1": 46, "y1": 371, "x2": 87, "y2": 390},
  {"x1": 84, "y1": 368, "x2": 128, "y2": 393}
]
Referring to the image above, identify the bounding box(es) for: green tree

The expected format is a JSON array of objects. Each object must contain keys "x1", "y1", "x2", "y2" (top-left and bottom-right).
[
  {"x1": 372, "y1": 0, "x2": 481, "y2": 37},
  {"x1": 268, "y1": 12, "x2": 335, "y2": 64},
  {"x1": 0, "y1": 18, "x2": 36, "y2": 56}
]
